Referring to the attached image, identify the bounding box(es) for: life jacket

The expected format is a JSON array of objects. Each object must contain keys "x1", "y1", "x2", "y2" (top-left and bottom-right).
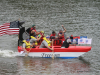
[
  {"x1": 30, "y1": 36, "x2": 38, "y2": 45},
  {"x1": 37, "y1": 34, "x2": 43, "y2": 45},
  {"x1": 40, "y1": 32, "x2": 45, "y2": 39},
  {"x1": 23, "y1": 40, "x2": 30, "y2": 48},
  {"x1": 38, "y1": 33, "x2": 44, "y2": 41},
  {"x1": 58, "y1": 33, "x2": 64, "y2": 39},
  {"x1": 43, "y1": 37, "x2": 51, "y2": 46}
]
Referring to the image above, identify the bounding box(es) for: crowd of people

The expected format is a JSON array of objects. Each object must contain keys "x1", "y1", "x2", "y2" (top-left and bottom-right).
[{"x1": 22, "y1": 24, "x2": 76, "y2": 53}]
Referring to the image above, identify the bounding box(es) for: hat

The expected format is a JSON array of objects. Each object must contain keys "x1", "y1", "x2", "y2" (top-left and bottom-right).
[
  {"x1": 40, "y1": 31, "x2": 44, "y2": 33},
  {"x1": 32, "y1": 25, "x2": 35, "y2": 27},
  {"x1": 71, "y1": 35, "x2": 73, "y2": 37},
  {"x1": 35, "y1": 36, "x2": 37, "y2": 38},
  {"x1": 26, "y1": 39, "x2": 30, "y2": 41},
  {"x1": 46, "y1": 35, "x2": 50, "y2": 38},
  {"x1": 67, "y1": 39, "x2": 71, "y2": 43}
]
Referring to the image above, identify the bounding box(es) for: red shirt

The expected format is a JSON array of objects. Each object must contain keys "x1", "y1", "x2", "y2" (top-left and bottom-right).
[
  {"x1": 50, "y1": 34, "x2": 55, "y2": 37},
  {"x1": 58, "y1": 33, "x2": 64, "y2": 39},
  {"x1": 30, "y1": 28, "x2": 36, "y2": 36},
  {"x1": 39, "y1": 33, "x2": 44, "y2": 39},
  {"x1": 30, "y1": 28, "x2": 36, "y2": 32}
]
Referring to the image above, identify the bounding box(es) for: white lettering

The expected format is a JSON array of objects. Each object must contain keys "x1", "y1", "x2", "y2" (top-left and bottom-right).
[{"x1": 41, "y1": 53, "x2": 60, "y2": 58}]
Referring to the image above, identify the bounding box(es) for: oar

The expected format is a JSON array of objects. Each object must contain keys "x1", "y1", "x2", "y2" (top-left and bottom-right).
[
  {"x1": 52, "y1": 39, "x2": 54, "y2": 59},
  {"x1": 25, "y1": 47, "x2": 32, "y2": 57}
]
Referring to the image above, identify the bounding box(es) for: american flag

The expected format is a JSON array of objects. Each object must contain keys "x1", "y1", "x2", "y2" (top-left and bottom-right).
[{"x1": 0, "y1": 21, "x2": 19, "y2": 36}]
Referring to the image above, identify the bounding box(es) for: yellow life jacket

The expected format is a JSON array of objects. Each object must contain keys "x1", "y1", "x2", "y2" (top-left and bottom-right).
[
  {"x1": 23, "y1": 40, "x2": 30, "y2": 48},
  {"x1": 43, "y1": 37, "x2": 51, "y2": 46},
  {"x1": 30, "y1": 36, "x2": 38, "y2": 45}
]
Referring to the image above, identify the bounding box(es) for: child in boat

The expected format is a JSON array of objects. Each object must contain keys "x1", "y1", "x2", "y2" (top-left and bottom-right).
[
  {"x1": 39, "y1": 36, "x2": 54, "y2": 51},
  {"x1": 61, "y1": 37, "x2": 76, "y2": 48}
]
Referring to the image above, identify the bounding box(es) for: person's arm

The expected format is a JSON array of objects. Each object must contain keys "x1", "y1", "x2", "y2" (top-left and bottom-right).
[
  {"x1": 58, "y1": 32, "x2": 64, "y2": 37},
  {"x1": 46, "y1": 46, "x2": 54, "y2": 51},
  {"x1": 35, "y1": 31, "x2": 40, "y2": 35},
  {"x1": 69, "y1": 44, "x2": 76, "y2": 46},
  {"x1": 23, "y1": 48, "x2": 29, "y2": 53},
  {"x1": 58, "y1": 34, "x2": 62, "y2": 37},
  {"x1": 30, "y1": 39, "x2": 37, "y2": 47},
  {"x1": 62, "y1": 25, "x2": 66, "y2": 33},
  {"x1": 50, "y1": 39, "x2": 54, "y2": 45},
  {"x1": 31, "y1": 43, "x2": 35, "y2": 47},
  {"x1": 36, "y1": 35, "x2": 42, "y2": 41},
  {"x1": 31, "y1": 30, "x2": 35, "y2": 34},
  {"x1": 44, "y1": 41, "x2": 54, "y2": 51}
]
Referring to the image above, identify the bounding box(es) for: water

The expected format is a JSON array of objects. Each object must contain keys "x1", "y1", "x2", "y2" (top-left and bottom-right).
[{"x1": 0, "y1": 0, "x2": 100, "y2": 75}]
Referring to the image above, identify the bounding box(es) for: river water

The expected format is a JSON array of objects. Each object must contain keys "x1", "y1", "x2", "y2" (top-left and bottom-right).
[{"x1": 0, "y1": 0, "x2": 100, "y2": 75}]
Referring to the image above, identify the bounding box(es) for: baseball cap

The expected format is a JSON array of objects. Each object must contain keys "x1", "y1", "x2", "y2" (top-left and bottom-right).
[
  {"x1": 26, "y1": 39, "x2": 30, "y2": 41},
  {"x1": 32, "y1": 25, "x2": 35, "y2": 27},
  {"x1": 40, "y1": 31, "x2": 44, "y2": 33},
  {"x1": 46, "y1": 35, "x2": 50, "y2": 38}
]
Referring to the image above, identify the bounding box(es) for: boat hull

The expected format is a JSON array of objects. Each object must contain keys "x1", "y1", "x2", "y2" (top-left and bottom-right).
[{"x1": 18, "y1": 46, "x2": 91, "y2": 59}]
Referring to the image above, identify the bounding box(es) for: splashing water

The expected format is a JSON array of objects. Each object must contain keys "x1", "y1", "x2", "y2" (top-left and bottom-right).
[{"x1": 0, "y1": 49, "x2": 19, "y2": 57}]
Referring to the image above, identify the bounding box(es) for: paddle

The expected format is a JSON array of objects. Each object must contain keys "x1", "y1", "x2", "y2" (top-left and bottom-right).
[
  {"x1": 52, "y1": 39, "x2": 54, "y2": 59},
  {"x1": 25, "y1": 47, "x2": 32, "y2": 57}
]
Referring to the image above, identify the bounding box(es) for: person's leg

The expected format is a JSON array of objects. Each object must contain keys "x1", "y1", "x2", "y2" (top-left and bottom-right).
[{"x1": 32, "y1": 43, "x2": 36, "y2": 48}]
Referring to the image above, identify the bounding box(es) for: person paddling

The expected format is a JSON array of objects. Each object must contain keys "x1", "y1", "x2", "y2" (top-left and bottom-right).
[
  {"x1": 30, "y1": 34, "x2": 42, "y2": 48},
  {"x1": 39, "y1": 36, "x2": 54, "y2": 51},
  {"x1": 58, "y1": 25, "x2": 66, "y2": 39},
  {"x1": 22, "y1": 39, "x2": 32, "y2": 53},
  {"x1": 61, "y1": 37, "x2": 76, "y2": 48}
]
